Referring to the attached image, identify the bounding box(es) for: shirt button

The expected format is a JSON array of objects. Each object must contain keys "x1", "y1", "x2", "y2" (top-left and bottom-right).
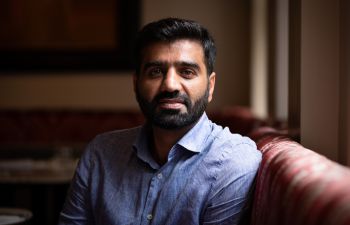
[
  {"x1": 157, "y1": 173, "x2": 163, "y2": 179},
  {"x1": 147, "y1": 214, "x2": 153, "y2": 220}
]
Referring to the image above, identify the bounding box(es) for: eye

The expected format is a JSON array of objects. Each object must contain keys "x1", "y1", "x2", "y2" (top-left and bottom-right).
[
  {"x1": 147, "y1": 67, "x2": 163, "y2": 77},
  {"x1": 179, "y1": 68, "x2": 196, "y2": 79}
]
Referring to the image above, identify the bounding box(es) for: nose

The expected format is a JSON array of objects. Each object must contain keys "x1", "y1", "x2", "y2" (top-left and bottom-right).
[{"x1": 160, "y1": 68, "x2": 181, "y2": 92}]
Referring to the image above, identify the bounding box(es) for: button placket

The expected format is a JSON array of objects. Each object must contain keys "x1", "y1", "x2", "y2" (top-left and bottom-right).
[{"x1": 141, "y1": 171, "x2": 164, "y2": 224}]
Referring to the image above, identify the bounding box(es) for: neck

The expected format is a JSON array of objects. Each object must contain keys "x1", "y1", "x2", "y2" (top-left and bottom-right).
[{"x1": 151, "y1": 124, "x2": 194, "y2": 165}]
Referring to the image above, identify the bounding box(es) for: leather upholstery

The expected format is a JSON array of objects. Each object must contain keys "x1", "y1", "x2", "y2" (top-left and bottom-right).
[{"x1": 250, "y1": 127, "x2": 350, "y2": 225}]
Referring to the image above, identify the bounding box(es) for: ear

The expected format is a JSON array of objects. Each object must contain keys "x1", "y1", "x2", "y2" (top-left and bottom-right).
[{"x1": 208, "y1": 72, "x2": 216, "y2": 102}]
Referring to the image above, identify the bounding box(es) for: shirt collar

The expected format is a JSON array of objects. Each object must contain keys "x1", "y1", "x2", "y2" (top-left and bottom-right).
[
  {"x1": 132, "y1": 112, "x2": 212, "y2": 168},
  {"x1": 176, "y1": 113, "x2": 212, "y2": 153},
  {"x1": 133, "y1": 125, "x2": 159, "y2": 169}
]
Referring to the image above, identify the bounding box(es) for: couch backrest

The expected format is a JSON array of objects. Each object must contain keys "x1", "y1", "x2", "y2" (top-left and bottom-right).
[
  {"x1": 249, "y1": 128, "x2": 350, "y2": 225},
  {"x1": 0, "y1": 107, "x2": 262, "y2": 146},
  {"x1": 0, "y1": 110, "x2": 145, "y2": 146},
  {"x1": 0, "y1": 108, "x2": 264, "y2": 160}
]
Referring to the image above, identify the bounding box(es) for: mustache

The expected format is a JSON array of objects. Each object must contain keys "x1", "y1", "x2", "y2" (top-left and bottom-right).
[{"x1": 153, "y1": 91, "x2": 191, "y2": 107}]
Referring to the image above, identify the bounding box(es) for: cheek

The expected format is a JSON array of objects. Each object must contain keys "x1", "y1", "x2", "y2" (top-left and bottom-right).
[
  {"x1": 137, "y1": 80, "x2": 159, "y2": 101},
  {"x1": 186, "y1": 80, "x2": 209, "y2": 101}
]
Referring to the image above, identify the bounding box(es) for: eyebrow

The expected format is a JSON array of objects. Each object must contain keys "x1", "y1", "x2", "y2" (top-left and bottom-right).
[
  {"x1": 142, "y1": 61, "x2": 164, "y2": 71},
  {"x1": 175, "y1": 61, "x2": 201, "y2": 71},
  {"x1": 142, "y1": 60, "x2": 201, "y2": 71}
]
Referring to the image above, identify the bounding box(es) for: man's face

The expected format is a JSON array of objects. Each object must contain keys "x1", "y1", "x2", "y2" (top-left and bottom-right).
[{"x1": 134, "y1": 39, "x2": 216, "y2": 129}]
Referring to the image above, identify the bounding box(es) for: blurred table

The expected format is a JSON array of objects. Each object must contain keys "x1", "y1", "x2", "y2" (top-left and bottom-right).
[
  {"x1": 0, "y1": 157, "x2": 77, "y2": 184},
  {"x1": 0, "y1": 155, "x2": 78, "y2": 225},
  {"x1": 0, "y1": 207, "x2": 32, "y2": 225}
]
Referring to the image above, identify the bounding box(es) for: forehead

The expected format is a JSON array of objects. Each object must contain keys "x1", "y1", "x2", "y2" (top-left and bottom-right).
[{"x1": 141, "y1": 39, "x2": 205, "y2": 66}]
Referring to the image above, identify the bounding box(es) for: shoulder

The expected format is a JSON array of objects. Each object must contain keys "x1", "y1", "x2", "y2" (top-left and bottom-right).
[
  {"x1": 91, "y1": 126, "x2": 141, "y2": 147},
  {"x1": 210, "y1": 124, "x2": 261, "y2": 155},
  {"x1": 206, "y1": 125, "x2": 262, "y2": 178},
  {"x1": 200, "y1": 125, "x2": 261, "y2": 202},
  {"x1": 80, "y1": 126, "x2": 142, "y2": 164}
]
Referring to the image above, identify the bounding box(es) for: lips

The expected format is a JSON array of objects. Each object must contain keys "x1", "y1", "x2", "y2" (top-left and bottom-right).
[{"x1": 157, "y1": 98, "x2": 185, "y2": 110}]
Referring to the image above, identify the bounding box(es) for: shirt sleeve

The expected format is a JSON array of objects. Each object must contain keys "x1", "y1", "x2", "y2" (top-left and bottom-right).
[
  {"x1": 202, "y1": 143, "x2": 261, "y2": 225},
  {"x1": 58, "y1": 142, "x2": 94, "y2": 225}
]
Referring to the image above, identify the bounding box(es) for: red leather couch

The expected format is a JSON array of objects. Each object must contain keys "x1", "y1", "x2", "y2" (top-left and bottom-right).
[{"x1": 249, "y1": 127, "x2": 350, "y2": 225}]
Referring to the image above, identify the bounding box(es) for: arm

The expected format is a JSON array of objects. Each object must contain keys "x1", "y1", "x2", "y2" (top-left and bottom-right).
[
  {"x1": 58, "y1": 144, "x2": 94, "y2": 225},
  {"x1": 202, "y1": 170, "x2": 258, "y2": 225},
  {"x1": 202, "y1": 140, "x2": 261, "y2": 225}
]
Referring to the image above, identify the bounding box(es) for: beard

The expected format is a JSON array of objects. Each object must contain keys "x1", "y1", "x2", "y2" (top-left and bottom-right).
[{"x1": 135, "y1": 86, "x2": 209, "y2": 130}]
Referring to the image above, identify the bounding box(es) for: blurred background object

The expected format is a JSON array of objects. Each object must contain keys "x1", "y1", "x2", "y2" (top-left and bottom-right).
[{"x1": 0, "y1": 207, "x2": 32, "y2": 225}]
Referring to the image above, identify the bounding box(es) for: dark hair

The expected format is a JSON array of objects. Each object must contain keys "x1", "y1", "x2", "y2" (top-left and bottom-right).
[{"x1": 134, "y1": 18, "x2": 216, "y2": 75}]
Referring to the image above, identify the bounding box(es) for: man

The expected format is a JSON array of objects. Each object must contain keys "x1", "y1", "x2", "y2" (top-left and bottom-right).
[{"x1": 59, "y1": 18, "x2": 261, "y2": 225}]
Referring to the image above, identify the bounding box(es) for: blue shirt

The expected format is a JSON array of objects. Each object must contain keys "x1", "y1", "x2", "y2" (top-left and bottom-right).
[{"x1": 59, "y1": 113, "x2": 261, "y2": 225}]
